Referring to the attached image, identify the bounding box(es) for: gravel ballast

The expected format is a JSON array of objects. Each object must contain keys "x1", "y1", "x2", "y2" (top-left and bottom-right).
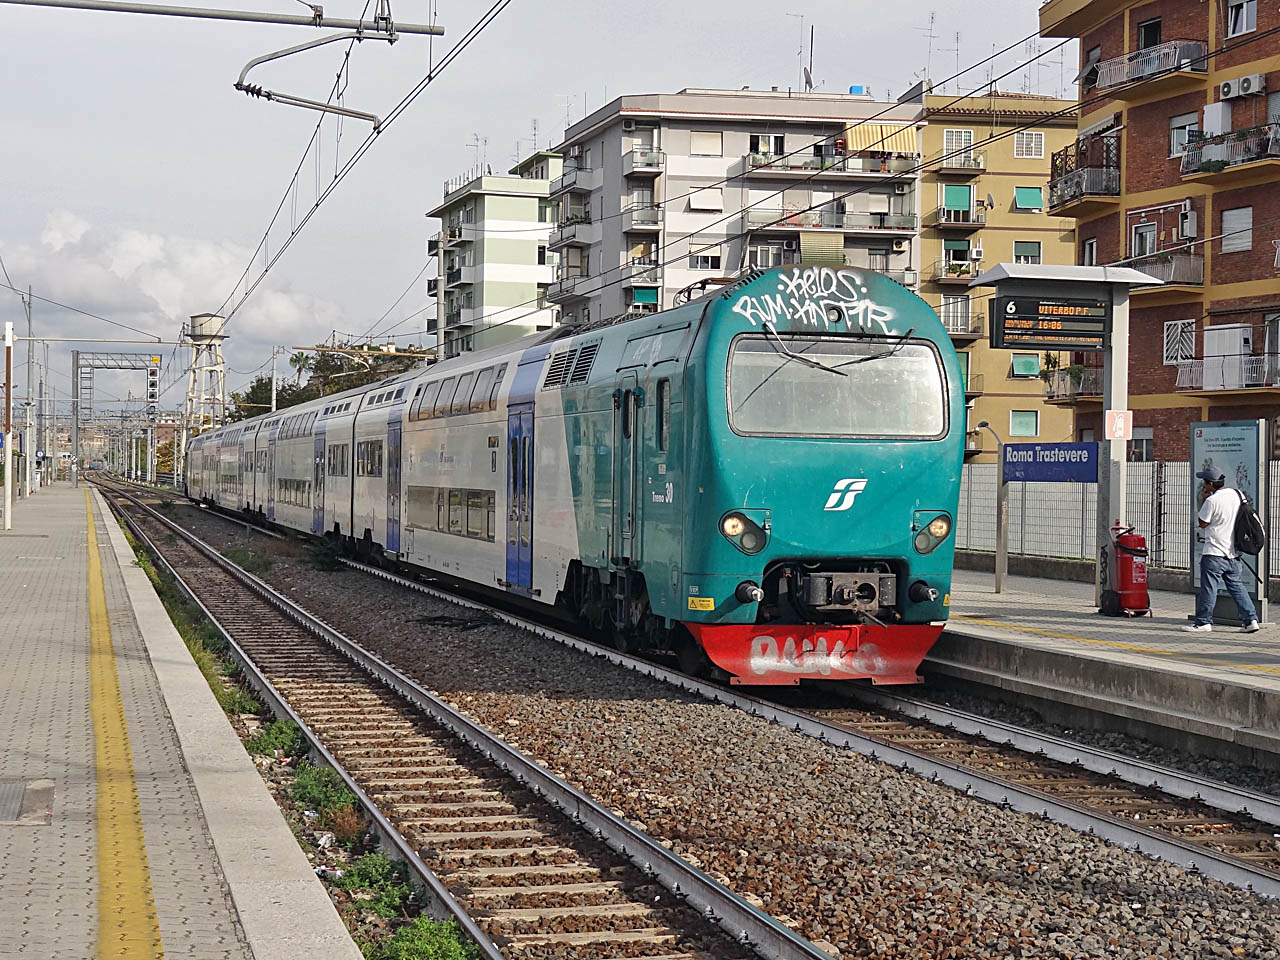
[{"x1": 173, "y1": 505, "x2": 1280, "y2": 959}]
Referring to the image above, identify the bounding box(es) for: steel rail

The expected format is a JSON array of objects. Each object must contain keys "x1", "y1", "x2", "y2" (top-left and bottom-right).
[
  {"x1": 844, "y1": 687, "x2": 1280, "y2": 828},
  {"x1": 100, "y1": 484, "x2": 835, "y2": 960},
  {"x1": 342, "y1": 558, "x2": 1280, "y2": 899},
  {"x1": 104, "y1": 492, "x2": 508, "y2": 960}
]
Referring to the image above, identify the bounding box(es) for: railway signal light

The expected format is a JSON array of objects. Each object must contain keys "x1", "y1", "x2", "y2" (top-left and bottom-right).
[{"x1": 146, "y1": 364, "x2": 159, "y2": 403}]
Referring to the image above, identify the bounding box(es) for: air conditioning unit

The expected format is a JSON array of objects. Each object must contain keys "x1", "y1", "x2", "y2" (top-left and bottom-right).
[
  {"x1": 892, "y1": 239, "x2": 908, "y2": 251},
  {"x1": 970, "y1": 244, "x2": 983, "y2": 260},
  {"x1": 568, "y1": 144, "x2": 582, "y2": 158},
  {"x1": 622, "y1": 119, "x2": 636, "y2": 131},
  {"x1": 1179, "y1": 210, "x2": 1198, "y2": 239},
  {"x1": 782, "y1": 239, "x2": 799, "y2": 251},
  {"x1": 894, "y1": 183, "x2": 909, "y2": 194},
  {"x1": 1221, "y1": 74, "x2": 1266, "y2": 99}
]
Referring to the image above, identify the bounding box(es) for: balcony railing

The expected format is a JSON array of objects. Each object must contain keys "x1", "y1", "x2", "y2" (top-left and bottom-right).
[
  {"x1": 623, "y1": 204, "x2": 663, "y2": 230},
  {"x1": 965, "y1": 373, "x2": 985, "y2": 395},
  {"x1": 623, "y1": 258, "x2": 663, "y2": 285},
  {"x1": 1181, "y1": 124, "x2": 1280, "y2": 175},
  {"x1": 878, "y1": 268, "x2": 919, "y2": 286},
  {"x1": 549, "y1": 214, "x2": 593, "y2": 246},
  {"x1": 1129, "y1": 253, "x2": 1205, "y2": 287},
  {"x1": 936, "y1": 153, "x2": 985, "y2": 173},
  {"x1": 745, "y1": 208, "x2": 917, "y2": 231},
  {"x1": 445, "y1": 267, "x2": 463, "y2": 286},
  {"x1": 1094, "y1": 39, "x2": 1207, "y2": 90},
  {"x1": 426, "y1": 277, "x2": 439, "y2": 296},
  {"x1": 1045, "y1": 367, "x2": 1102, "y2": 402},
  {"x1": 1048, "y1": 134, "x2": 1120, "y2": 209},
  {"x1": 549, "y1": 165, "x2": 594, "y2": 195},
  {"x1": 929, "y1": 207, "x2": 986, "y2": 228},
  {"x1": 624, "y1": 147, "x2": 665, "y2": 175},
  {"x1": 930, "y1": 258, "x2": 982, "y2": 282},
  {"x1": 743, "y1": 153, "x2": 917, "y2": 175},
  {"x1": 941, "y1": 312, "x2": 984, "y2": 337},
  {"x1": 445, "y1": 307, "x2": 462, "y2": 327},
  {"x1": 1178, "y1": 354, "x2": 1280, "y2": 391}
]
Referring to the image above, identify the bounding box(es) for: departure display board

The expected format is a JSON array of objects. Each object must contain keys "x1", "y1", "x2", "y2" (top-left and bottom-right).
[{"x1": 990, "y1": 295, "x2": 1111, "y2": 351}]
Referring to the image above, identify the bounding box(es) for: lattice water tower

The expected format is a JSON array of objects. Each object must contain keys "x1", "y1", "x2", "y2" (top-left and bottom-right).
[{"x1": 184, "y1": 313, "x2": 227, "y2": 431}]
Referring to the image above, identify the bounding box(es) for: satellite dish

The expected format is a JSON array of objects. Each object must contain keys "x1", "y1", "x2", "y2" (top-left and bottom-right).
[
  {"x1": 986, "y1": 193, "x2": 995, "y2": 209},
  {"x1": 803, "y1": 67, "x2": 814, "y2": 91}
]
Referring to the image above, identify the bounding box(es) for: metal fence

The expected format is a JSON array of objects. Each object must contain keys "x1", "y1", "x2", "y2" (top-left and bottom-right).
[{"x1": 955, "y1": 460, "x2": 1280, "y2": 573}]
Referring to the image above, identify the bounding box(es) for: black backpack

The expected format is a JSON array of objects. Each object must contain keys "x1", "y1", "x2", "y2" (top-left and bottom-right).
[{"x1": 1234, "y1": 490, "x2": 1267, "y2": 556}]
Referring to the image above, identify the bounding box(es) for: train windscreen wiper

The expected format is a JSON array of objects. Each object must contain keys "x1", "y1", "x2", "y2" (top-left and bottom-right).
[{"x1": 830, "y1": 328, "x2": 916, "y2": 369}]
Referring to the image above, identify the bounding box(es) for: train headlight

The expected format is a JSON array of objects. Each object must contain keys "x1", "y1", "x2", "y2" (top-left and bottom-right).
[
  {"x1": 914, "y1": 512, "x2": 953, "y2": 554},
  {"x1": 720, "y1": 512, "x2": 767, "y2": 555}
]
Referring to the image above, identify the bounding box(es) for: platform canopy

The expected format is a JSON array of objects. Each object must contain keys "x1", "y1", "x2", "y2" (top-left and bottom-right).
[{"x1": 969, "y1": 263, "x2": 1161, "y2": 288}]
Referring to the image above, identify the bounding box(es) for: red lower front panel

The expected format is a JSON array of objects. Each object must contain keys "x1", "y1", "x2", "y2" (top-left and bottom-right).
[{"x1": 684, "y1": 622, "x2": 944, "y2": 685}]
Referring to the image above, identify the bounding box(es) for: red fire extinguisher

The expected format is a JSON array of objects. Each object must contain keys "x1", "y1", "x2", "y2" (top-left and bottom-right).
[{"x1": 1100, "y1": 521, "x2": 1151, "y2": 617}]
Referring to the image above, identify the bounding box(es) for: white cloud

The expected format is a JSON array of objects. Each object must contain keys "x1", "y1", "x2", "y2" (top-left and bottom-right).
[{"x1": 40, "y1": 210, "x2": 91, "y2": 252}]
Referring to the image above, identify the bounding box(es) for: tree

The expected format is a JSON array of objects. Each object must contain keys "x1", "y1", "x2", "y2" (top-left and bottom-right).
[
  {"x1": 289, "y1": 351, "x2": 312, "y2": 384},
  {"x1": 226, "y1": 375, "x2": 315, "y2": 422}
]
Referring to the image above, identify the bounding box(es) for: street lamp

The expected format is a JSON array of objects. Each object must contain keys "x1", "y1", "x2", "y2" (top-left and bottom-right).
[{"x1": 977, "y1": 420, "x2": 1008, "y2": 594}]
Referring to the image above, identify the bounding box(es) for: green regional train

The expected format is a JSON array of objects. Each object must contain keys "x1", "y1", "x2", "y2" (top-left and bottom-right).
[{"x1": 186, "y1": 265, "x2": 966, "y2": 685}]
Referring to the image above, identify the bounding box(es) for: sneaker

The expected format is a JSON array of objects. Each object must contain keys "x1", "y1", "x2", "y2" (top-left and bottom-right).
[
  {"x1": 1241, "y1": 621, "x2": 1262, "y2": 633},
  {"x1": 1181, "y1": 623, "x2": 1213, "y2": 632}
]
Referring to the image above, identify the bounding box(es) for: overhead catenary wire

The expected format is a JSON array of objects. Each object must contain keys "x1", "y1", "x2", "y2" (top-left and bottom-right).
[{"x1": 433, "y1": 20, "x2": 1280, "y2": 356}]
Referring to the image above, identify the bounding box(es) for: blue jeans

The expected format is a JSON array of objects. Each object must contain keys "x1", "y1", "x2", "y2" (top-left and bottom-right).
[{"x1": 1195, "y1": 555, "x2": 1258, "y2": 626}]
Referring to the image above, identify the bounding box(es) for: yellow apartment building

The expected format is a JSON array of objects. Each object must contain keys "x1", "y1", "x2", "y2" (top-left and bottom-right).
[{"x1": 917, "y1": 92, "x2": 1080, "y2": 461}]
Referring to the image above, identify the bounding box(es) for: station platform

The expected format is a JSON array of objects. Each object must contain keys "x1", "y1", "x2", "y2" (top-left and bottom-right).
[
  {"x1": 0, "y1": 484, "x2": 359, "y2": 959},
  {"x1": 936, "y1": 569, "x2": 1280, "y2": 766}
]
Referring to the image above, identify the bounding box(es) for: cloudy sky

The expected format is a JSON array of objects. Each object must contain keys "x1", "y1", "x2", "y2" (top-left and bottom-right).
[{"x1": 0, "y1": 0, "x2": 1072, "y2": 414}]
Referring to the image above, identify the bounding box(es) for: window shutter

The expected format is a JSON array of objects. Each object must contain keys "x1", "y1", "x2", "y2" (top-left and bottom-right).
[
  {"x1": 689, "y1": 188, "x2": 724, "y2": 212},
  {"x1": 1163, "y1": 319, "x2": 1195, "y2": 365},
  {"x1": 1014, "y1": 241, "x2": 1042, "y2": 258},
  {"x1": 690, "y1": 131, "x2": 722, "y2": 156},
  {"x1": 943, "y1": 184, "x2": 972, "y2": 211},
  {"x1": 1014, "y1": 186, "x2": 1043, "y2": 209},
  {"x1": 1222, "y1": 207, "x2": 1253, "y2": 252}
]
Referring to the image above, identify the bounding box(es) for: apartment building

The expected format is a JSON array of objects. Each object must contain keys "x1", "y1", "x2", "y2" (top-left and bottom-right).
[
  {"x1": 545, "y1": 88, "x2": 922, "y2": 324},
  {"x1": 914, "y1": 91, "x2": 1080, "y2": 461},
  {"x1": 427, "y1": 151, "x2": 561, "y2": 358},
  {"x1": 1041, "y1": 0, "x2": 1280, "y2": 460}
]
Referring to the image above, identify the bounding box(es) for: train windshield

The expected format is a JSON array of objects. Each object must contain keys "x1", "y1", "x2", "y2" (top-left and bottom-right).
[{"x1": 728, "y1": 334, "x2": 947, "y2": 438}]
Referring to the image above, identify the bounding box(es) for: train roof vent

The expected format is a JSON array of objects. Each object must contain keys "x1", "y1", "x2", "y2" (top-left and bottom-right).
[
  {"x1": 543, "y1": 348, "x2": 578, "y2": 389},
  {"x1": 568, "y1": 342, "x2": 599, "y2": 384}
]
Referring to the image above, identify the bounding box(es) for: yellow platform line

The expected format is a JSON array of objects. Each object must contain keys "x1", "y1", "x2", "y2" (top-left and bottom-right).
[
  {"x1": 952, "y1": 613, "x2": 1280, "y2": 678},
  {"x1": 85, "y1": 489, "x2": 165, "y2": 959}
]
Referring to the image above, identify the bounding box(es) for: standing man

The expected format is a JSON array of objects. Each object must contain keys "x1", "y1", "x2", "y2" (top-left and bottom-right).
[{"x1": 1184, "y1": 466, "x2": 1261, "y2": 633}]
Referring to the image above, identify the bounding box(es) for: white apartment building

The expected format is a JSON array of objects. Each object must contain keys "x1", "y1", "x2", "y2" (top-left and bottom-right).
[
  {"x1": 545, "y1": 88, "x2": 922, "y2": 324},
  {"x1": 427, "y1": 151, "x2": 562, "y2": 358}
]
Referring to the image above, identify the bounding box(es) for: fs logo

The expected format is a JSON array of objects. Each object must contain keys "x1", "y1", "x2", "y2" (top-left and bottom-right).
[{"x1": 823, "y1": 478, "x2": 868, "y2": 511}]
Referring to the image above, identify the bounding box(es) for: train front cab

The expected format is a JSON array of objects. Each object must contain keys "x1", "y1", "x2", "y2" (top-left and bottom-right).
[{"x1": 676, "y1": 266, "x2": 966, "y2": 685}]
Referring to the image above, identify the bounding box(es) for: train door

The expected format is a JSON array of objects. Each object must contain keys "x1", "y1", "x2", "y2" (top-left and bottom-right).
[
  {"x1": 612, "y1": 372, "x2": 640, "y2": 564},
  {"x1": 266, "y1": 430, "x2": 276, "y2": 521},
  {"x1": 312, "y1": 432, "x2": 325, "y2": 534},
  {"x1": 505, "y1": 404, "x2": 533, "y2": 591},
  {"x1": 386, "y1": 414, "x2": 402, "y2": 553}
]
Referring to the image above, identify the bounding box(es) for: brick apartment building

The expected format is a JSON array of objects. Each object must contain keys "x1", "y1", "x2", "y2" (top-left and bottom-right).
[{"x1": 1040, "y1": 0, "x2": 1280, "y2": 460}]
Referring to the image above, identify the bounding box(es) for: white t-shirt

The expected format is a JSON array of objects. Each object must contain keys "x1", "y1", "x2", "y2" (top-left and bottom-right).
[{"x1": 1198, "y1": 487, "x2": 1241, "y2": 559}]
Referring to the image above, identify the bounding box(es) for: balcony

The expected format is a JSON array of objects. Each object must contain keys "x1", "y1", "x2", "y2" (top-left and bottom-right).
[
  {"x1": 1181, "y1": 124, "x2": 1280, "y2": 186},
  {"x1": 623, "y1": 147, "x2": 665, "y2": 177},
  {"x1": 927, "y1": 207, "x2": 985, "y2": 231},
  {"x1": 941, "y1": 312, "x2": 984, "y2": 343},
  {"x1": 742, "y1": 152, "x2": 917, "y2": 179},
  {"x1": 427, "y1": 235, "x2": 441, "y2": 257},
  {"x1": 964, "y1": 429, "x2": 986, "y2": 458},
  {"x1": 444, "y1": 224, "x2": 467, "y2": 242},
  {"x1": 935, "y1": 153, "x2": 985, "y2": 176},
  {"x1": 1048, "y1": 135, "x2": 1120, "y2": 217},
  {"x1": 1044, "y1": 367, "x2": 1103, "y2": 404},
  {"x1": 1094, "y1": 40, "x2": 1207, "y2": 99},
  {"x1": 1177, "y1": 355, "x2": 1280, "y2": 395},
  {"x1": 548, "y1": 215, "x2": 596, "y2": 249},
  {"x1": 745, "y1": 208, "x2": 916, "y2": 234},
  {"x1": 426, "y1": 277, "x2": 439, "y2": 296},
  {"x1": 444, "y1": 306, "x2": 463, "y2": 328},
  {"x1": 445, "y1": 265, "x2": 475, "y2": 288},
  {"x1": 622, "y1": 204, "x2": 663, "y2": 232},
  {"x1": 549, "y1": 165, "x2": 599, "y2": 197},
  {"x1": 879, "y1": 268, "x2": 919, "y2": 286},
  {"x1": 1129, "y1": 253, "x2": 1205, "y2": 303},
  {"x1": 964, "y1": 373, "x2": 984, "y2": 398},
  {"x1": 546, "y1": 269, "x2": 588, "y2": 302},
  {"x1": 930, "y1": 259, "x2": 982, "y2": 285},
  {"x1": 621, "y1": 258, "x2": 663, "y2": 287}
]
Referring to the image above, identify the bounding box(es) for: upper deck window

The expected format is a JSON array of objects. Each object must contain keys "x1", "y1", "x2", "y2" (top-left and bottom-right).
[{"x1": 727, "y1": 334, "x2": 947, "y2": 439}]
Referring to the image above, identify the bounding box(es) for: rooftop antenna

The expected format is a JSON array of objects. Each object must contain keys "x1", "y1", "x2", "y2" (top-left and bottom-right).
[
  {"x1": 939, "y1": 30, "x2": 960, "y2": 93},
  {"x1": 469, "y1": 133, "x2": 488, "y2": 175},
  {"x1": 915, "y1": 11, "x2": 937, "y2": 85},
  {"x1": 785, "y1": 13, "x2": 805, "y2": 92},
  {"x1": 803, "y1": 24, "x2": 814, "y2": 91}
]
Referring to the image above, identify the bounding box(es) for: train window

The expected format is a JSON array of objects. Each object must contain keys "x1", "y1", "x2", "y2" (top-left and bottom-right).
[
  {"x1": 356, "y1": 440, "x2": 383, "y2": 477},
  {"x1": 434, "y1": 377, "x2": 458, "y2": 417},
  {"x1": 415, "y1": 381, "x2": 442, "y2": 420},
  {"x1": 406, "y1": 485, "x2": 438, "y2": 530},
  {"x1": 448, "y1": 489, "x2": 464, "y2": 534},
  {"x1": 466, "y1": 490, "x2": 486, "y2": 538},
  {"x1": 728, "y1": 335, "x2": 947, "y2": 439},
  {"x1": 394, "y1": 387, "x2": 405, "y2": 399},
  {"x1": 489, "y1": 363, "x2": 508, "y2": 410},
  {"x1": 307, "y1": 411, "x2": 317, "y2": 433},
  {"x1": 622, "y1": 390, "x2": 633, "y2": 439},
  {"x1": 327, "y1": 444, "x2": 349, "y2": 476},
  {"x1": 470, "y1": 367, "x2": 495, "y2": 413},
  {"x1": 452, "y1": 372, "x2": 476, "y2": 416},
  {"x1": 486, "y1": 492, "x2": 496, "y2": 541},
  {"x1": 657, "y1": 379, "x2": 670, "y2": 451}
]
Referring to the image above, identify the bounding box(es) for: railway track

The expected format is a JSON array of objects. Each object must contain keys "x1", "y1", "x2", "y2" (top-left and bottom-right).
[
  {"x1": 98, "y1": 476, "x2": 1280, "y2": 899},
  {"x1": 98, "y1": 482, "x2": 831, "y2": 960}
]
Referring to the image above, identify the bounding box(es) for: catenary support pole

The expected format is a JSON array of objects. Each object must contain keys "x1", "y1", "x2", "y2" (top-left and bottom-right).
[
  {"x1": 24, "y1": 286, "x2": 33, "y2": 496},
  {"x1": 1096, "y1": 288, "x2": 1130, "y2": 605},
  {"x1": 995, "y1": 440, "x2": 1008, "y2": 593},
  {"x1": 4, "y1": 322, "x2": 13, "y2": 529},
  {"x1": 271, "y1": 346, "x2": 277, "y2": 412},
  {"x1": 71, "y1": 349, "x2": 79, "y2": 488}
]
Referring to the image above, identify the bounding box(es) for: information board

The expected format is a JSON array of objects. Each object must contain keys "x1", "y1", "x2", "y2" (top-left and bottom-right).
[
  {"x1": 990, "y1": 295, "x2": 1111, "y2": 350},
  {"x1": 1189, "y1": 420, "x2": 1267, "y2": 611},
  {"x1": 1002, "y1": 442, "x2": 1098, "y2": 483}
]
